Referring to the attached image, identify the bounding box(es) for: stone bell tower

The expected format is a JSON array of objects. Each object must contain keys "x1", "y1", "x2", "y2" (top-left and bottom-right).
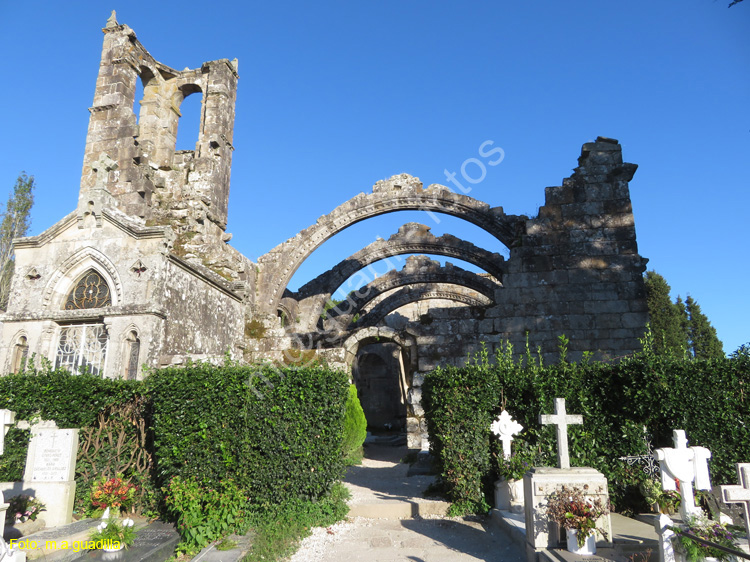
[{"x1": 78, "y1": 11, "x2": 239, "y2": 247}]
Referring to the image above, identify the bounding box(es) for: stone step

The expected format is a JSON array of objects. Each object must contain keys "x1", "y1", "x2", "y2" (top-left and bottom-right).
[{"x1": 348, "y1": 499, "x2": 449, "y2": 519}]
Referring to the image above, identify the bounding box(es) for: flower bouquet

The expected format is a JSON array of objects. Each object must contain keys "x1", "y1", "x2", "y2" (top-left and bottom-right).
[
  {"x1": 89, "y1": 516, "x2": 136, "y2": 551},
  {"x1": 675, "y1": 513, "x2": 740, "y2": 562},
  {"x1": 546, "y1": 485, "x2": 610, "y2": 550},
  {"x1": 5, "y1": 494, "x2": 46, "y2": 525},
  {"x1": 91, "y1": 473, "x2": 137, "y2": 514}
]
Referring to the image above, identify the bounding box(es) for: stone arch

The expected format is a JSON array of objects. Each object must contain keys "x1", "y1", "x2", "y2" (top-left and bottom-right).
[
  {"x1": 292, "y1": 223, "x2": 506, "y2": 329},
  {"x1": 324, "y1": 257, "x2": 498, "y2": 329},
  {"x1": 42, "y1": 247, "x2": 123, "y2": 310},
  {"x1": 257, "y1": 174, "x2": 522, "y2": 315},
  {"x1": 354, "y1": 283, "x2": 492, "y2": 328},
  {"x1": 342, "y1": 326, "x2": 417, "y2": 371}
]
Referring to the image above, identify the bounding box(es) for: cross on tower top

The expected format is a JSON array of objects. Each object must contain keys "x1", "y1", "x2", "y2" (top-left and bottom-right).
[{"x1": 540, "y1": 397, "x2": 582, "y2": 469}]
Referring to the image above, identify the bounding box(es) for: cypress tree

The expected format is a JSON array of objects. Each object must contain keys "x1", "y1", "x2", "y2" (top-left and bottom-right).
[
  {"x1": 685, "y1": 295, "x2": 724, "y2": 359},
  {"x1": 644, "y1": 271, "x2": 688, "y2": 356}
]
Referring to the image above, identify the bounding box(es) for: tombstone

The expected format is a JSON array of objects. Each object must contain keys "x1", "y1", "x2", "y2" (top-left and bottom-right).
[
  {"x1": 23, "y1": 424, "x2": 79, "y2": 528},
  {"x1": 0, "y1": 421, "x2": 79, "y2": 530},
  {"x1": 720, "y1": 463, "x2": 750, "y2": 540},
  {"x1": 523, "y1": 398, "x2": 612, "y2": 562},
  {"x1": 491, "y1": 410, "x2": 524, "y2": 512},
  {"x1": 653, "y1": 429, "x2": 712, "y2": 521}
]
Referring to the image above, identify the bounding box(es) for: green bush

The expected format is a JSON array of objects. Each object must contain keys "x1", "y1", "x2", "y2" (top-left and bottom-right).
[
  {"x1": 0, "y1": 370, "x2": 148, "y2": 513},
  {"x1": 146, "y1": 362, "x2": 349, "y2": 505},
  {"x1": 342, "y1": 385, "x2": 367, "y2": 464},
  {"x1": 423, "y1": 341, "x2": 750, "y2": 514},
  {"x1": 164, "y1": 476, "x2": 249, "y2": 553}
]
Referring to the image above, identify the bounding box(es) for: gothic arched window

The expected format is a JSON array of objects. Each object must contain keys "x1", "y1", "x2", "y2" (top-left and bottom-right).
[
  {"x1": 65, "y1": 269, "x2": 111, "y2": 310},
  {"x1": 11, "y1": 336, "x2": 28, "y2": 373},
  {"x1": 124, "y1": 330, "x2": 140, "y2": 380}
]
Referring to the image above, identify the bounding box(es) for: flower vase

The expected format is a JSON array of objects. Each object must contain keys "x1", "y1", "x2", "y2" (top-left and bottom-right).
[
  {"x1": 566, "y1": 529, "x2": 596, "y2": 555},
  {"x1": 102, "y1": 543, "x2": 124, "y2": 552}
]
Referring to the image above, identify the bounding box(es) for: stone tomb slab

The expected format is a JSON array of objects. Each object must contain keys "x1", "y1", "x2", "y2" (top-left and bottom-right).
[
  {"x1": 72, "y1": 521, "x2": 178, "y2": 562},
  {"x1": 523, "y1": 467, "x2": 613, "y2": 556}
]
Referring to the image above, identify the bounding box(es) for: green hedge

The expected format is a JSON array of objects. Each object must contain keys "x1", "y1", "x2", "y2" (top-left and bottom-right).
[
  {"x1": 423, "y1": 342, "x2": 750, "y2": 514},
  {"x1": 0, "y1": 369, "x2": 147, "y2": 513},
  {"x1": 146, "y1": 363, "x2": 349, "y2": 504}
]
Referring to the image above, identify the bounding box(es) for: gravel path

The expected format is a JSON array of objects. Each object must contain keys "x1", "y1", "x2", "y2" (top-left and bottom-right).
[
  {"x1": 290, "y1": 445, "x2": 525, "y2": 562},
  {"x1": 289, "y1": 515, "x2": 525, "y2": 562}
]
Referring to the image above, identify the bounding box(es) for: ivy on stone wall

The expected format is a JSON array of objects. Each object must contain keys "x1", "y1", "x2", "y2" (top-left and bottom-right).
[{"x1": 423, "y1": 342, "x2": 750, "y2": 515}]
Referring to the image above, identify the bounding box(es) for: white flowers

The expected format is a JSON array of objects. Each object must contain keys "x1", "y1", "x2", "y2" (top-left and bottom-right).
[
  {"x1": 122, "y1": 518, "x2": 134, "y2": 527},
  {"x1": 97, "y1": 522, "x2": 108, "y2": 531}
]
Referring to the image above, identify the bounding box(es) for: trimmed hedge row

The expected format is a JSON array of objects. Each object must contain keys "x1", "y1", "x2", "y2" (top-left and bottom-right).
[
  {"x1": 423, "y1": 343, "x2": 750, "y2": 514},
  {"x1": 0, "y1": 362, "x2": 349, "y2": 516},
  {"x1": 147, "y1": 363, "x2": 349, "y2": 504}
]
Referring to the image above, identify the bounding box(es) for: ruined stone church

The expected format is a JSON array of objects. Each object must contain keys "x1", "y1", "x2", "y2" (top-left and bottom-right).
[{"x1": 0, "y1": 15, "x2": 649, "y2": 446}]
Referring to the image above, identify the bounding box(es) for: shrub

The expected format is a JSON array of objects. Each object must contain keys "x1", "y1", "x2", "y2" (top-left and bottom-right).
[
  {"x1": 146, "y1": 362, "x2": 349, "y2": 504},
  {"x1": 423, "y1": 341, "x2": 750, "y2": 514},
  {"x1": 342, "y1": 385, "x2": 367, "y2": 464},
  {"x1": 164, "y1": 476, "x2": 249, "y2": 553}
]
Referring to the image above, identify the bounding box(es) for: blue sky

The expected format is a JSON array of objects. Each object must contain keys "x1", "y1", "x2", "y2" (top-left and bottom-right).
[{"x1": 0, "y1": 1, "x2": 748, "y2": 352}]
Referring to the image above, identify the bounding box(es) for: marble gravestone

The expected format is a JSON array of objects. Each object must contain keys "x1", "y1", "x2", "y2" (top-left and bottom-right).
[
  {"x1": 24, "y1": 426, "x2": 78, "y2": 527},
  {"x1": 523, "y1": 398, "x2": 612, "y2": 562},
  {"x1": 0, "y1": 422, "x2": 79, "y2": 529}
]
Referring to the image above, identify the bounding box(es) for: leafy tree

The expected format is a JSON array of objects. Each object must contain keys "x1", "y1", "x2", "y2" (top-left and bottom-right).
[
  {"x1": 685, "y1": 295, "x2": 724, "y2": 359},
  {"x1": 644, "y1": 271, "x2": 687, "y2": 356},
  {"x1": 0, "y1": 173, "x2": 35, "y2": 309}
]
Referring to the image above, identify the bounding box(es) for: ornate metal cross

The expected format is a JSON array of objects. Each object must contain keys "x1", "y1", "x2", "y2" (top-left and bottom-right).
[{"x1": 539, "y1": 397, "x2": 582, "y2": 469}]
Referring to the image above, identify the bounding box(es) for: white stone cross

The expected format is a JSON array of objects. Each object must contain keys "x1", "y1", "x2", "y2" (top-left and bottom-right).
[
  {"x1": 721, "y1": 463, "x2": 750, "y2": 540},
  {"x1": 491, "y1": 410, "x2": 524, "y2": 460},
  {"x1": 539, "y1": 397, "x2": 582, "y2": 469},
  {"x1": 0, "y1": 410, "x2": 15, "y2": 456},
  {"x1": 654, "y1": 429, "x2": 712, "y2": 521}
]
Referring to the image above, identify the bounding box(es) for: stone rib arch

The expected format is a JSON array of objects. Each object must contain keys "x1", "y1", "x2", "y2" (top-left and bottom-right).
[
  {"x1": 256, "y1": 173, "x2": 522, "y2": 316},
  {"x1": 291, "y1": 223, "x2": 505, "y2": 331},
  {"x1": 295, "y1": 222, "x2": 505, "y2": 299},
  {"x1": 323, "y1": 256, "x2": 499, "y2": 329},
  {"x1": 355, "y1": 283, "x2": 492, "y2": 329},
  {"x1": 342, "y1": 326, "x2": 417, "y2": 370},
  {"x1": 42, "y1": 247, "x2": 123, "y2": 310}
]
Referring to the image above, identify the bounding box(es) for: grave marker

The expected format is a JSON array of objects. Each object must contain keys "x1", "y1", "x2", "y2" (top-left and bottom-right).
[
  {"x1": 539, "y1": 398, "x2": 582, "y2": 469},
  {"x1": 720, "y1": 463, "x2": 750, "y2": 540},
  {"x1": 491, "y1": 410, "x2": 523, "y2": 460},
  {"x1": 654, "y1": 429, "x2": 711, "y2": 521}
]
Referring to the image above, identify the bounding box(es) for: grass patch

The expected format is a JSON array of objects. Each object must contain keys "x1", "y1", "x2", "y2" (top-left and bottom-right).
[{"x1": 242, "y1": 483, "x2": 350, "y2": 562}]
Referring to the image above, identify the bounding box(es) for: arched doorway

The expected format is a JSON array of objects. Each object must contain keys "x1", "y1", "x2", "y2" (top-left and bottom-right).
[{"x1": 352, "y1": 343, "x2": 407, "y2": 431}]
